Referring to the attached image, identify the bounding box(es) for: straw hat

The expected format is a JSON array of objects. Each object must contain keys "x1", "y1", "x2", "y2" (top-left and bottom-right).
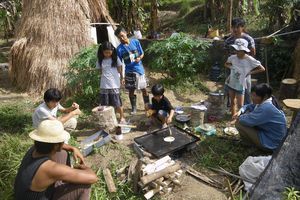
[
  {"x1": 231, "y1": 38, "x2": 250, "y2": 52},
  {"x1": 29, "y1": 120, "x2": 70, "y2": 143}
]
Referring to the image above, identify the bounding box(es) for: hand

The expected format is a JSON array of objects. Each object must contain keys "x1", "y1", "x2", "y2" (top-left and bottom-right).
[
  {"x1": 72, "y1": 147, "x2": 86, "y2": 165},
  {"x1": 232, "y1": 111, "x2": 240, "y2": 120},
  {"x1": 135, "y1": 57, "x2": 141, "y2": 63},
  {"x1": 72, "y1": 108, "x2": 82, "y2": 116},
  {"x1": 166, "y1": 117, "x2": 172, "y2": 124},
  {"x1": 72, "y1": 102, "x2": 80, "y2": 109},
  {"x1": 74, "y1": 164, "x2": 89, "y2": 170},
  {"x1": 121, "y1": 78, "x2": 125, "y2": 86}
]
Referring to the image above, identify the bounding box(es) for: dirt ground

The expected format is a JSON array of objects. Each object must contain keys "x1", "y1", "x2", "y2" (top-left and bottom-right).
[{"x1": 0, "y1": 63, "x2": 227, "y2": 199}]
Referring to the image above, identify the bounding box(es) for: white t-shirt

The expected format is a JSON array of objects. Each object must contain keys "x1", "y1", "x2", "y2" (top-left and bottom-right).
[
  {"x1": 227, "y1": 55, "x2": 261, "y2": 91},
  {"x1": 96, "y1": 58, "x2": 122, "y2": 89},
  {"x1": 32, "y1": 102, "x2": 64, "y2": 128}
]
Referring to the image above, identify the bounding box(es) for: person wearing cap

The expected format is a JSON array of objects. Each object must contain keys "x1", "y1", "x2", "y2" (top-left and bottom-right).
[
  {"x1": 14, "y1": 120, "x2": 98, "y2": 200},
  {"x1": 224, "y1": 17, "x2": 256, "y2": 106},
  {"x1": 32, "y1": 88, "x2": 81, "y2": 130},
  {"x1": 114, "y1": 26, "x2": 150, "y2": 115},
  {"x1": 225, "y1": 38, "x2": 265, "y2": 117}
]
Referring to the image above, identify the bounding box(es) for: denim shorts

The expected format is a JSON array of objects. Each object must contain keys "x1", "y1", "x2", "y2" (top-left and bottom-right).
[{"x1": 225, "y1": 85, "x2": 245, "y2": 95}]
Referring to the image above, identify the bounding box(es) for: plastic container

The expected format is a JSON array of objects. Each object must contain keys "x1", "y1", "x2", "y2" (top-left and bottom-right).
[{"x1": 80, "y1": 130, "x2": 111, "y2": 157}]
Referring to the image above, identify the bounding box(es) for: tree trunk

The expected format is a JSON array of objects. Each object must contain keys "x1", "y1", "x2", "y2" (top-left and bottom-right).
[
  {"x1": 150, "y1": 0, "x2": 159, "y2": 37},
  {"x1": 226, "y1": 0, "x2": 233, "y2": 32},
  {"x1": 9, "y1": 0, "x2": 113, "y2": 94},
  {"x1": 292, "y1": 39, "x2": 300, "y2": 81}
]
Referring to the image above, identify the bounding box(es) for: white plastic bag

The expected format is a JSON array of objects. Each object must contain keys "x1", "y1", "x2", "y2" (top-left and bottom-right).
[{"x1": 239, "y1": 156, "x2": 272, "y2": 191}]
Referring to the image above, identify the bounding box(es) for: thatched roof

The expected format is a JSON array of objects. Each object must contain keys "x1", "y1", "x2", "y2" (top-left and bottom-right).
[{"x1": 10, "y1": 0, "x2": 114, "y2": 93}]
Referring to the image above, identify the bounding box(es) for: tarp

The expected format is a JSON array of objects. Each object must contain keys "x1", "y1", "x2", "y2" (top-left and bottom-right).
[{"x1": 249, "y1": 111, "x2": 300, "y2": 200}]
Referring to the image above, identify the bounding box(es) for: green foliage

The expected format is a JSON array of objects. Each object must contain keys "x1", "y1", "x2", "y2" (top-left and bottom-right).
[
  {"x1": 0, "y1": 134, "x2": 32, "y2": 199},
  {"x1": 0, "y1": 102, "x2": 34, "y2": 134},
  {"x1": 283, "y1": 187, "x2": 300, "y2": 200},
  {"x1": 65, "y1": 45, "x2": 99, "y2": 108},
  {"x1": 178, "y1": 0, "x2": 191, "y2": 17},
  {"x1": 262, "y1": 38, "x2": 294, "y2": 87},
  {"x1": 146, "y1": 33, "x2": 211, "y2": 82}
]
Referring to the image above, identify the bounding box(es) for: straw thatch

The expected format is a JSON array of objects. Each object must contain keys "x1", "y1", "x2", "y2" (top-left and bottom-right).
[{"x1": 10, "y1": 0, "x2": 114, "y2": 93}]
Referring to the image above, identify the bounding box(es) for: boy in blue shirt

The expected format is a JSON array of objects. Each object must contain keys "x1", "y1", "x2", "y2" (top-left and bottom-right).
[{"x1": 115, "y1": 27, "x2": 149, "y2": 114}]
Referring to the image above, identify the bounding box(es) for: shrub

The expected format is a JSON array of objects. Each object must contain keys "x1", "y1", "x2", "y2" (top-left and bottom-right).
[
  {"x1": 65, "y1": 45, "x2": 99, "y2": 108},
  {"x1": 146, "y1": 33, "x2": 211, "y2": 82}
]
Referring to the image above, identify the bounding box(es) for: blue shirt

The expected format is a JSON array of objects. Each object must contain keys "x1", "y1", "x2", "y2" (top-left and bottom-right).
[
  {"x1": 116, "y1": 39, "x2": 144, "y2": 75},
  {"x1": 239, "y1": 99, "x2": 287, "y2": 150}
]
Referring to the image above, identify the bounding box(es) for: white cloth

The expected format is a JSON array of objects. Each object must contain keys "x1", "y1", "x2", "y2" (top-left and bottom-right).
[
  {"x1": 227, "y1": 55, "x2": 261, "y2": 91},
  {"x1": 133, "y1": 30, "x2": 142, "y2": 39},
  {"x1": 107, "y1": 25, "x2": 120, "y2": 48},
  {"x1": 32, "y1": 102, "x2": 64, "y2": 128},
  {"x1": 134, "y1": 72, "x2": 147, "y2": 89},
  {"x1": 96, "y1": 58, "x2": 122, "y2": 89}
]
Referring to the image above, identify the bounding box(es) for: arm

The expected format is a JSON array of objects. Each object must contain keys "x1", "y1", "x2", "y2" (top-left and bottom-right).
[
  {"x1": 247, "y1": 65, "x2": 265, "y2": 76},
  {"x1": 62, "y1": 143, "x2": 85, "y2": 165},
  {"x1": 61, "y1": 102, "x2": 79, "y2": 113},
  {"x1": 59, "y1": 108, "x2": 81, "y2": 124},
  {"x1": 135, "y1": 40, "x2": 144, "y2": 63},
  {"x1": 224, "y1": 61, "x2": 232, "y2": 69},
  {"x1": 239, "y1": 105, "x2": 270, "y2": 127},
  {"x1": 47, "y1": 161, "x2": 98, "y2": 185},
  {"x1": 249, "y1": 47, "x2": 256, "y2": 57},
  {"x1": 167, "y1": 109, "x2": 175, "y2": 124}
]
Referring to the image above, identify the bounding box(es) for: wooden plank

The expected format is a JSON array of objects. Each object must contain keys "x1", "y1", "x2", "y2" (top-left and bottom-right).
[
  {"x1": 186, "y1": 167, "x2": 222, "y2": 189},
  {"x1": 133, "y1": 159, "x2": 143, "y2": 193},
  {"x1": 140, "y1": 163, "x2": 181, "y2": 185},
  {"x1": 103, "y1": 168, "x2": 117, "y2": 193}
]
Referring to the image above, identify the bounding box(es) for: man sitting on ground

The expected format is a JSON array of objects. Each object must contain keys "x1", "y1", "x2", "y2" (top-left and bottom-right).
[
  {"x1": 32, "y1": 88, "x2": 81, "y2": 130},
  {"x1": 14, "y1": 120, "x2": 98, "y2": 200}
]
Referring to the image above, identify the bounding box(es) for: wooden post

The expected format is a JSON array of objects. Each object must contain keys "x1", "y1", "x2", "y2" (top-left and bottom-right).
[
  {"x1": 279, "y1": 79, "x2": 298, "y2": 100},
  {"x1": 103, "y1": 168, "x2": 117, "y2": 193}
]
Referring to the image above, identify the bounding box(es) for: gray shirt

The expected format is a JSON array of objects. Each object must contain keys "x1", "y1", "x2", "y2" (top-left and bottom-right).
[{"x1": 96, "y1": 58, "x2": 122, "y2": 89}]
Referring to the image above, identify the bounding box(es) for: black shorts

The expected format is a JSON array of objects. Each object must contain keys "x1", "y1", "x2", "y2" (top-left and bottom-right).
[{"x1": 100, "y1": 89, "x2": 122, "y2": 107}]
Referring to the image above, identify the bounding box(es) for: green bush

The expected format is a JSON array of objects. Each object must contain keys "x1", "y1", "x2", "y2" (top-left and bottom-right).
[
  {"x1": 65, "y1": 45, "x2": 99, "y2": 108},
  {"x1": 146, "y1": 33, "x2": 211, "y2": 82},
  {"x1": 0, "y1": 134, "x2": 32, "y2": 199}
]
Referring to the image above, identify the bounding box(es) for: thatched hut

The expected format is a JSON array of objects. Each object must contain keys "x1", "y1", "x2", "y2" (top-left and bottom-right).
[{"x1": 10, "y1": 0, "x2": 114, "y2": 93}]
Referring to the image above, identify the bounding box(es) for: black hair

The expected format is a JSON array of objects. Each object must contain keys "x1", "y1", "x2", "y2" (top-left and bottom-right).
[
  {"x1": 44, "y1": 88, "x2": 62, "y2": 103},
  {"x1": 151, "y1": 84, "x2": 165, "y2": 96},
  {"x1": 34, "y1": 141, "x2": 56, "y2": 154},
  {"x1": 251, "y1": 83, "x2": 282, "y2": 110},
  {"x1": 232, "y1": 17, "x2": 245, "y2": 27},
  {"x1": 114, "y1": 26, "x2": 126, "y2": 36},
  {"x1": 97, "y1": 41, "x2": 118, "y2": 68}
]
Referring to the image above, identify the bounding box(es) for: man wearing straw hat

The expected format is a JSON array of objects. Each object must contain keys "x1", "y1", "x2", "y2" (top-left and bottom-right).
[{"x1": 14, "y1": 120, "x2": 98, "y2": 200}]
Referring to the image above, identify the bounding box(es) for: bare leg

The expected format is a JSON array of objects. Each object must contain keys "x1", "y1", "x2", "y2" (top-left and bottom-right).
[
  {"x1": 236, "y1": 94, "x2": 244, "y2": 111},
  {"x1": 116, "y1": 106, "x2": 125, "y2": 122},
  {"x1": 229, "y1": 89, "x2": 237, "y2": 116}
]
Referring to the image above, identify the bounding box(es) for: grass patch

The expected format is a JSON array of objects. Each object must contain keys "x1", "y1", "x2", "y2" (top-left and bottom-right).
[
  {"x1": 192, "y1": 136, "x2": 267, "y2": 174},
  {"x1": 0, "y1": 134, "x2": 32, "y2": 199},
  {"x1": 0, "y1": 101, "x2": 35, "y2": 134}
]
